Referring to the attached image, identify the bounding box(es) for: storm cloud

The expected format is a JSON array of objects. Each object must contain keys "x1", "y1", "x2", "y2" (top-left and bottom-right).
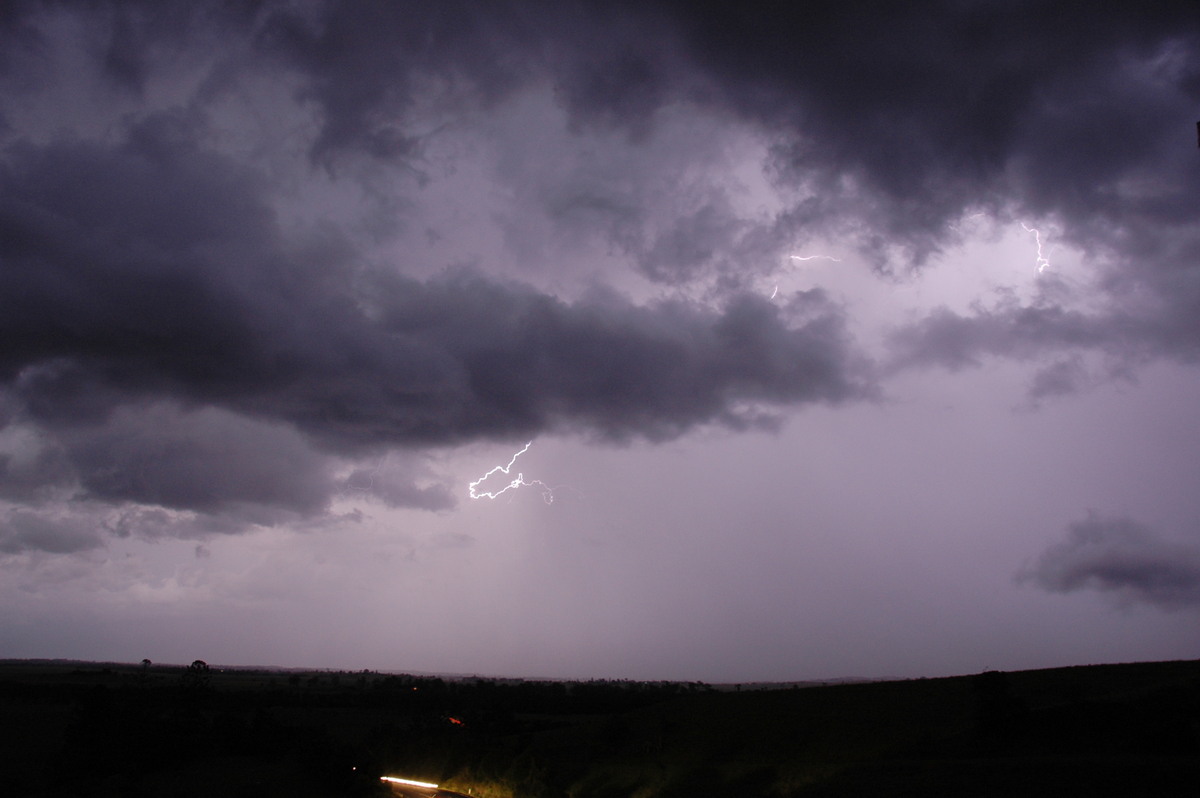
[
  {"x1": 0, "y1": 118, "x2": 866, "y2": 445},
  {"x1": 0, "y1": 1, "x2": 1197, "y2": 616},
  {"x1": 0, "y1": 6, "x2": 872, "y2": 542},
  {"x1": 249, "y1": 0, "x2": 1200, "y2": 382},
  {"x1": 3, "y1": 0, "x2": 1200, "y2": 680},
  {"x1": 1021, "y1": 513, "x2": 1200, "y2": 609},
  {"x1": 259, "y1": 1, "x2": 1200, "y2": 265},
  {"x1": 0, "y1": 509, "x2": 103, "y2": 555}
]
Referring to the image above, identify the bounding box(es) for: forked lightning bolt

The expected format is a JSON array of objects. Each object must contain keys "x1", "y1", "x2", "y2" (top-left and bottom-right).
[
  {"x1": 1020, "y1": 223, "x2": 1050, "y2": 273},
  {"x1": 468, "y1": 441, "x2": 555, "y2": 504},
  {"x1": 342, "y1": 452, "x2": 388, "y2": 500}
]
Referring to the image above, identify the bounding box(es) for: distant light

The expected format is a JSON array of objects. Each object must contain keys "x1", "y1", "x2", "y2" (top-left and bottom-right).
[{"x1": 381, "y1": 776, "x2": 439, "y2": 788}]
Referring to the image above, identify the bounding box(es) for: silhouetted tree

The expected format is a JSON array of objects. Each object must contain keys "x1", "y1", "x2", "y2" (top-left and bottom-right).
[{"x1": 182, "y1": 659, "x2": 211, "y2": 692}]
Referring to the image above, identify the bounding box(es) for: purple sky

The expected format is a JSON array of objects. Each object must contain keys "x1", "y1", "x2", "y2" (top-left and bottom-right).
[{"x1": 2, "y1": 1, "x2": 1199, "y2": 682}]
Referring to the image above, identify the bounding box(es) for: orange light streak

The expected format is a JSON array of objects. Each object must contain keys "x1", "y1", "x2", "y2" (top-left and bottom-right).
[{"x1": 381, "y1": 776, "x2": 439, "y2": 788}]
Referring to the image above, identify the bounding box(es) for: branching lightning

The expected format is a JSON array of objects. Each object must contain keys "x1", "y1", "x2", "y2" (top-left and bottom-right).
[
  {"x1": 468, "y1": 441, "x2": 555, "y2": 504},
  {"x1": 340, "y1": 451, "x2": 389, "y2": 502},
  {"x1": 1020, "y1": 223, "x2": 1050, "y2": 273}
]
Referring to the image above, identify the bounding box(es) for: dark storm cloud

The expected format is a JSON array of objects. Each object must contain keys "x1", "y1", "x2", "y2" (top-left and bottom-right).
[
  {"x1": 100, "y1": 502, "x2": 294, "y2": 541},
  {"x1": 4, "y1": 0, "x2": 1198, "y2": 544},
  {"x1": 338, "y1": 464, "x2": 455, "y2": 512},
  {"x1": 636, "y1": 0, "x2": 1200, "y2": 257},
  {"x1": 1025, "y1": 356, "x2": 1093, "y2": 404},
  {"x1": 252, "y1": 0, "x2": 1200, "y2": 369},
  {"x1": 0, "y1": 111, "x2": 866, "y2": 445},
  {"x1": 280, "y1": 272, "x2": 864, "y2": 447},
  {"x1": 628, "y1": 0, "x2": 1200, "y2": 377},
  {"x1": 9, "y1": 2, "x2": 1200, "y2": 260},
  {"x1": 0, "y1": 1, "x2": 264, "y2": 93},
  {"x1": 256, "y1": 0, "x2": 697, "y2": 161},
  {"x1": 886, "y1": 302, "x2": 1140, "y2": 372},
  {"x1": 0, "y1": 1, "x2": 47, "y2": 76},
  {"x1": 256, "y1": 0, "x2": 535, "y2": 163},
  {"x1": 0, "y1": 437, "x2": 70, "y2": 504},
  {"x1": 0, "y1": 509, "x2": 103, "y2": 554},
  {"x1": 0, "y1": 62, "x2": 867, "y2": 539},
  {"x1": 884, "y1": 283, "x2": 1200, "y2": 399},
  {"x1": 0, "y1": 403, "x2": 361, "y2": 537},
  {"x1": 556, "y1": 47, "x2": 670, "y2": 140},
  {"x1": 1021, "y1": 513, "x2": 1200, "y2": 609},
  {"x1": 633, "y1": 1, "x2": 1200, "y2": 385},
  {"x1": 64, "y1": 405, "x2": 333, "y2": 517}
]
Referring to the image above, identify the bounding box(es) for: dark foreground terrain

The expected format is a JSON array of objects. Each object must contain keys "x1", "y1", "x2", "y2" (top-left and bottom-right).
[{"x1": 2, "y1": 658, "x2": 1197, "y2": 797}]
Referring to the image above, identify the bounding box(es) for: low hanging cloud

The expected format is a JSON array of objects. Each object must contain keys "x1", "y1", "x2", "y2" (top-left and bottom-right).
[
  {"x1": 63, "y1": 405, "x2": 335, "y2": 519},
  {"x1": 337, "y1": 461, "x2": 455, "y2": 513},
  {"x1": 0, "y1": 403, "x2": 367, "y2": 549},
  {"x1": 0, "y1": 509, "x2": 104, "y2": 555},
  {"x1": 883, "y1": 284, "x2": 1200, "y2": 401},
  {"x1": 0, "y1": 46, "x2": 870, "y2": 545},
  {"x1": 0, "y1": 121, "x2": 869, "y2": 448},
  {"x1": 1020, "y1": 513, "x2": 1200, "y2": 610}
]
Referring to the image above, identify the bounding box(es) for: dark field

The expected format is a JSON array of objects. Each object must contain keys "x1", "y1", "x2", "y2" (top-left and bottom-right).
[{"x1": 2, "y1": 658, "x2": 1197, "y2": 797}]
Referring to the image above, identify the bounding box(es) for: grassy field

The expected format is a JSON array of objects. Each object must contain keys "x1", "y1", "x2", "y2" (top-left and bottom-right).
[{"x1": 2, "y1": 658, "x2": 1197, "y2": 796}]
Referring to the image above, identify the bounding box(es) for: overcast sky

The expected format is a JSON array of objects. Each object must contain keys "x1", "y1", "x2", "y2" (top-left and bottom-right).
[{"x1": 2, "y1": 0, "x2": 1199, "y2": 682}]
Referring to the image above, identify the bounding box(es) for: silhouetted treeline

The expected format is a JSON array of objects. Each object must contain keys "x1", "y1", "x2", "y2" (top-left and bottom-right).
[
  {"x1": 2, "y1": 659, "x2": 1198, "y2": 797},
  {"x1": 0, "y1": 661, "x2": 706, "y2": 797}
]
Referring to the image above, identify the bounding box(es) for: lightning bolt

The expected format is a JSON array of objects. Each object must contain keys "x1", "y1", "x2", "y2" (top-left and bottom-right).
[
  {"x1": 1020, "y1": 223, "x2": 1050, "y2": 273},
  {"x1": 336, "y1": 452, "x2": 389, "y2": 503},
  {"x1": 789, "y1": 254, "x2": 842, "y2": 262},
  {"x1": 356, "y1": 454, "x2": 387, "y2": 494},
  {"x1": 770, "y1": 285, "x2": 779, "y2": 299},
  {"x1": 468, "y1": 441, "x2": 555, "y2": 504}
]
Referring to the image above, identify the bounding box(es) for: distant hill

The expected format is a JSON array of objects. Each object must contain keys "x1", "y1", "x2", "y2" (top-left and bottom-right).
[{"x1": 2, "y1": 659, "x2": 1197, "y2": 797}]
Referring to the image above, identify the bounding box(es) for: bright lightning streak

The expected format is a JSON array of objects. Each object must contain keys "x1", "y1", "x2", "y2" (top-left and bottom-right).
[
  {"x1": 789, "y1": 254, "x2": 842, "y2": 262},
  {"x1": 468, "y1": 442, "x2": 555, "y2": 504},
  {"x1": 1020, "y1": 223, "x2": 1050, "y2": 273},
  {"x1": 772, "y1": 253, "x2": 840, "y2": 298},
  {"x1": 381, "y1": 776, "x2": 439, "y2": 789}
]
